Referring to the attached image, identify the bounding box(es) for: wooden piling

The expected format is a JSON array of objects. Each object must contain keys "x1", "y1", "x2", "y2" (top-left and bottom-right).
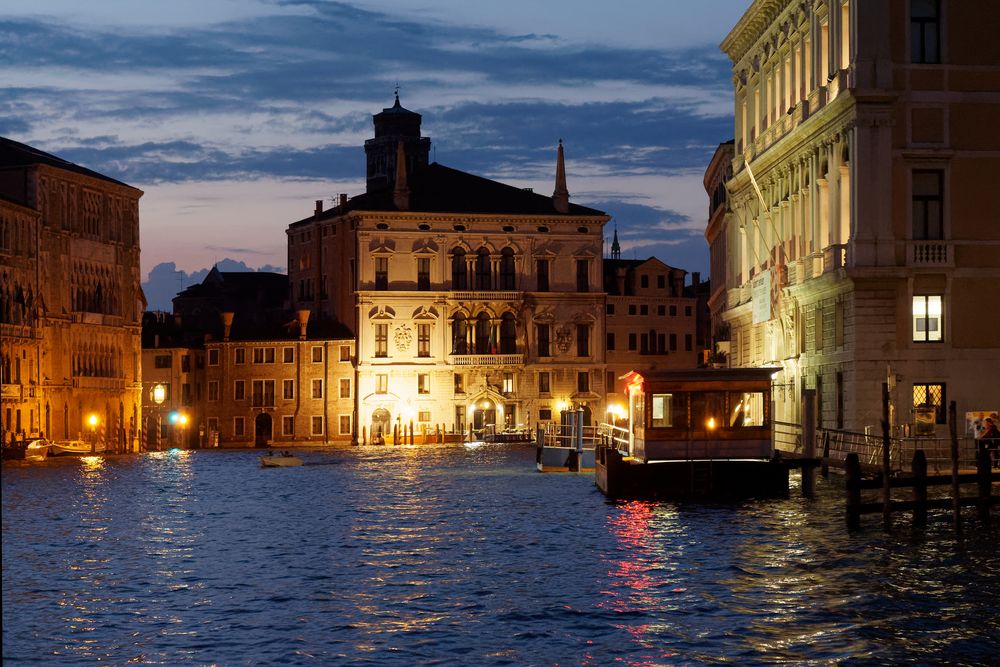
[
  {"x1": 977, "y1": 449, "x2": 992, "y2": 525},
  {"x1": 846, "y1": 452, "x2": 861, "y2": 530},
  {"x1": 949, "y1": 401, "x2": 962, "y2": 534},
  {"x1": 802, "y1": 388, "x2": 816, "y2": 498},
  {"x1": 881, "y1": 382, "x2": 892, "y2": 531},
  {"x1": 821, "y1": 431, "x2": 830, "y2": 478},
  {"x1": 912, "y1": 449, "x2": 927, "y2": 528}
]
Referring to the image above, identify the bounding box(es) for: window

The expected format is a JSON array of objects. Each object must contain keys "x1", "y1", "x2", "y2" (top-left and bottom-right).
[
  {"x1": 207, "y1": 417, "x2": 218, "y2": 433},
  {"x1": 912, "y1": 295, "x2": 943, "y2": 342},
  {"x1": 539, "y1": 408, "x2": 553, "y2": 420},
  {"x1": 640, "y1": 333, "x2": 649, "y2": 354},
  {"x1": 536, "y1": 259, "x2": 549, "y2": 292},
  {"x1": 311, "y1": 346, "x2": 323, "y2": 363},
  {"x1": 474, "y1": 313, "x2": 491, "y2": 354},
  {"x1": 576, "y1": 259, "x2": 589, "y2": 292},
  {"x1": 685, "y1": 334, "x2": 692, "y2": 351},
  {"x1": 280, "y1": 379, "x2": 293, "y2": 400},
  {"x1": 418, "y1": 373, "x2": 430, "y2": 395},
  {"x1": 685, "y1": 306, "x2": 692, "y2": 317},
  {"x1": 640, "y1": 275, "x2": 649, "y2": 289},
  {"x1": 640, "y1": 305, "x2": 648, "y2": 316},
  {"x1": 913, "y1": 382, "x2": 946, "y2": 424},
  {"x1": 208, "y1": 381, "x2": 219, "y2": 402},
  {"x1": 499, "y1": 248, "x2": 515, "y2": 290},
  {"x1": 235, "y1": 348, "x2": 246, "y2": 364},
  {"x1": 577, "y1": 324, "x2": 589, "y2": 357},
  {"x1": 375, "y1": 324, "x2": 388, "y2": 357},
  {"x1": 340, "y1": 415, "x2": 352, "y2": 435},
  {"x1": 234, "y1": 417, "x2": 245, "y2": 437},
  {"x1": 452, "y1": 248, "x2": 467, "y2": 290},
  {"x1": 454, "y1": 373, "x2": 465, "y2": 394},
  {"x1": 657, "y1": 305, "x2": 665, "y2": 316},
  {"x1": 312, "y1": 379, "x2": 323, "y2": 399},
  {"x1": 283, "y1": 416, "x2": 295, "y2": 436},
  {"x1": 417, "y1": 257, "x2": 430, "y2": 291},
  {"x1": 340, "y1": 378, "x2": 351, "y2": 398},
  {"x1": 499, "y1": 313, "x2": 516, "y2": 354},
  {"x1": 628, "y1": 333, "x2": 637, "y2": 351},
  {"x1": 657, "y1": 333, "x2": 666, "y2": 354},
  {"x1": 475, "y1": 248, "x2": 491, "y2": 290},
  {"x1": 669, "y1": 333, "x2": 677, "y2": 351},
  {"x1": 577, "y1": 371, "x2": 590, "y2": 393},
  {"x1": 502, "y1": 373, "x2": 514, "y2": 395},
  {"x1": 538, "y1": 372, "x2": 550, "y2": 394},
  {"x1": 312, "y1": 416, "x2": 324, "y2": 436},
  {"x1": 607, "y1": 371, "x2": 615, "y2": 392},
  {"x1": 283, "y1": 347, "x2": 294, "y2": 363},
  {"x1": 657, "y1": 275, "x2": 665, "y2": 289},
  {"x1": 452, "y1": 315, "x2": 468, "y2": 354},
  {"x1": 208, "y1": 349, "x2": 219, "y2": 366},
  {"x1": 606, "y1": 304, "x2": 615, "y2": 315},
  {"x1": 253, "y1": 347, "x2": 275, "y2": 364},
  {"x1": 537, "y1": 324, "x2": 551, "y2": 357},
  {"x1": 651, "y1": 393, "x2": 676, "y2": 428},
  {"x1": 669, "y1": 305, "x2": 677, "y2": 316},
  {"x1": 340, "y1": 345, "x2": 351, "y2": 361},
  {"x1": 179, "y1": 355, "x2": 190, "y2": 373},
  {"x1": 234, "y1": 380, "x2": 246, "y2": 401},
  {"x1": 418, "y1": 324, "x2": 431, "y2": 357},
  {"x1": 912, "y1": 170, "x2": 943, "y2": 240},
  {"x1": 376, "y1": 374, "x2": 388, "y2": 394},
  {"x1": 607, "y1": 333, "x2": 615, "y2": 351},
  {"x1": 910, "y1": 0, "x2": 940, "y2": 64},
  {"x1": 374, "y1": 256, "x2": 388, "y2": 290},
  {"x1": 252, "y1": 380, "x2": 275, "y2": 407},
  {"x1": 154, "y1": 355, "x2": 171, "y2": 369},
  {"x1": 628, "y1": 304, "x2": 636, "y2": 316}
]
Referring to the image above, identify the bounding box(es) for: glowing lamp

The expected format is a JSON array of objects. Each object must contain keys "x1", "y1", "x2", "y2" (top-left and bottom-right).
[
  {"x1": 169, "y1": 411, "x2": 180, "y2": 424},
  {"x1": 707, "y1": 417, "x2": 717, "y2": 430},
  {"x1": 87, "y1": 414, "x2": 98, "y2": 428},
  {"x1": 152, "y1": 384, "x2": 166, "y2": 405},
  {"x1": 178, "y1": 414, "x2": 189, "y2": 426},
  {"x1": 556, "y1": 400, "x2": 568, "y2": 412}
]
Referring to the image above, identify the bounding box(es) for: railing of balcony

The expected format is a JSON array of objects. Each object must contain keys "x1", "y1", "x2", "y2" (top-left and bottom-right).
[
  {"x1": 908, "y1": 241, "x2": 951, "y2": 266},
  {"x1": 450, "y1": 354, "x2": 524, "y2": 366},
  {"x1": 72, "y1": 377, "x2": 126, "y2": 390},
  {"x1": 450, "y1": 291, "x2": 521, "y2": 301}
]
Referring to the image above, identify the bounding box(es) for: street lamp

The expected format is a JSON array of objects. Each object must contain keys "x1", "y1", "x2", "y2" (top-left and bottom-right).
[{"x1": 87, "y1": 414, "x2": 99, "y2": 453}]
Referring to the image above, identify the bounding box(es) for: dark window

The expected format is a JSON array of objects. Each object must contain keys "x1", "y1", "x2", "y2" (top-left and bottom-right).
[
  {"x1": 685, "y1": 334, "x2": 692, "y2": 351},
  {"x1": 576, "y1": 259, "x2": 589, "y2": 292},
  {"x1": 640, "y1": 305, "x2": 648, "y2": 316},
  {"x1": 417, "y1": 257, "x2": 430, "y2": 291},
  {"x1": 475, "y1": 248, "x2": 491, "y2": 290},
  {"x1": 311, "y1": 346, "x2": 323, "y2": 363},
  {"x1": 500, "y1": 313, "x2": 517, "y2": 354},
  {"x1": 669, "y1": 305, "x2": 677, "y2": 316},
  {"x1": 454, "y1": 373, "x2": 465, "y2": 394},
  {"x1": 641, "y1": 275, "x2": 649, "y2": 288},
  {"x1": 208, "y1": 349, "x2": 219, "y2": 366},
  {"x1": 577, "y1": 324, "x2": 589, "y2": 357},
  {"x1": 628, "y1": 333, "x2": 637, "y2": 351},
  {"x1": 640, "y1": 333, "x2": 649, "y2": 354},
  {"x1": 628, "y1": 304, "x2": 637, "y2": 315},
  {"x1": 658, "y1": 305, "x2": 665, "y2": 316},
  {"x1": 375, "y1": 323, "x2": 388, "y2": 357},
  {"x1": 606, "y1": 304, "x2": 615, "y2": 315},
  {"x1": 577, "y1": 371, "x2": 590, "y2": 393},
  {"x1": 538, "y1": 372, "x2": 550, "y2": 394},
  {"x1": 452, "y1": 315, "x2": 468, "y2": 354},
  {"x1": 418, "y1": 323, "x2": 431, "y2": 357},
  {"x1": 181, "y1": 355, "x2": 191, "y2": 372},
  {"x1": 452, "y1": 249, "x2": 467, "y2": 290},
  {"x1": 475, "y1": 312, "x2": 491, "y2": 354},
  {"x1": 234, "y1": 380, "x2": 245, "y2": 401},
  {"x1": 499, "y1": 248, "x2": 515, "y2": 290},
  {"x1": 657, "y1": 333, "x2": 666, "y2": 353},
  {"x1": 536, "y1": 259, "x2": 549, "y2": 292},
  {"x1": 537, "y1": 324, "x2": 550, "y2": 357},
  {"x1": 607, "y1": 332, "x2": 615, "y2": 351},
  {"x1": 539, "y1": 408, "x2": 552, "y2": 420},
  {"x1": 235, "y1": 348, "x2": 246, "y2": 364},
  {"x1": 657, "y1": 275, "x2": 665, "y2": 289},
  {"x1": 910, "y1": 0, "x2": 940, "y2": 64},
  {"x1": 154, "y1": 355, "x2": 171, "y2": 369},
  {"x1": 374, "y1": 256, "x2": 388, "y2": 290},
  {"x1": 282, "y1": 347, "x2": 294, "y2": 363},
  {"x1": 685, "y1": 305, "x2": 692, "y2": 316},
  {"x1": 669, "y1": 333, "x2": 677, "y2": 351},
  {"x1": 418, "y1": 374, "x2": 430, "y2": 395},
  {"x1": 912, "y1": 170, "x2": 943, "y2": 240}
]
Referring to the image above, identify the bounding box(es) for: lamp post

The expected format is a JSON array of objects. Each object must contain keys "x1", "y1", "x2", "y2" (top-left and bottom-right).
[{"x1": 87, "y1": 414, "x2": 98, "y2": 453}]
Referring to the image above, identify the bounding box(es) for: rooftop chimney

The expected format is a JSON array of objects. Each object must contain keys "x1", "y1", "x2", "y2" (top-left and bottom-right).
[
  {"x1": 553, "y1": 140, "x2": 569, "y2": 214},
  {"x1": 221, "y1": 311, "x2": 234, "y2": 341},
  {"x1": 296, "y1": 309, "x2": 311, "y2": 340},
  {"x1": 393, "y1": 140, "x2": 411, "y2": 211},
  {"x1": 315, "y1": 200, "x2": 323, "y2": 216},
  {"x1": 339, "y1": 193, "x2": 348, "y2": 208}
]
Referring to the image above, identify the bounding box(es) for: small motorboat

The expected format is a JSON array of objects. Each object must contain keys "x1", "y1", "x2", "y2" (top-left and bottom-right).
[
  {"x1": 24, "y1": 439, "x2": 50, "y2": 462},
  {"x1": 259, "y1": 451, "x2": 303, "y2": 467},
  {"x1": 49, "y1": 440, "x2": 105, "y2": 455}
]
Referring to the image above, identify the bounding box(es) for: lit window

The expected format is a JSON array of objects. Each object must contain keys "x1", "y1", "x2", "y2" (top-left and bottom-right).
[
  {"x1": 651, "y1": 394, "x2": 674, "y2": 428},
  {"x1": 376, "y1": 374, "x2": 388, "y2": 394},
  {"x1": 502, "y1": 373, "x2": 513, "y2": 395},
  {"x1": 418, "y1": 411, "x2": 431, "y2": 423},
  {"x1": 417, "y1": 324, "x2": 431, "y2": 357},
  {"x1": 375, "y1": 324, "x2": 388, "y2": 357},
  {"x1": 913, "y1": 382, "x2": 946, "y2": 424},
  {"x1": 418, "y1": 373, "x2": 430, "y2": 395},
  {"x1": 538, "y1": 372, "x2": 550, "y2": 394},
  {"x1": 912, "y1": 295, "x2": 943, "y2": 342}
]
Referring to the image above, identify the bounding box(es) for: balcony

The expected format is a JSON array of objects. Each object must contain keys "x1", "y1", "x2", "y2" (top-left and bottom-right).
[
  {"x1": 72, "y1": 377, "x2": 126, "y2": 391},
  {"x1": 450, "y1": 291, "x2": 521, "y2": 302},
  {"x1": 2, "y1": 384, "x2": 22, "y2": 399},
  {"x1": 450, "y1": 354, "x2": 524, "y2": 367},
  {"x1": 908, "y1": 241, "x2": 952, "y2": 267}
]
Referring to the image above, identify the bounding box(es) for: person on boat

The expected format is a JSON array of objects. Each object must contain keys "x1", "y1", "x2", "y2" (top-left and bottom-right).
[{"x1": 978, "y1": 417, "x2": 1000, "y2": 469}]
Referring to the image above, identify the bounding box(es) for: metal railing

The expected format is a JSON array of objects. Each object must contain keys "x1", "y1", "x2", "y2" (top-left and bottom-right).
[{"x1": 450, "y1": 354, "x2": 523, "y2": 366}]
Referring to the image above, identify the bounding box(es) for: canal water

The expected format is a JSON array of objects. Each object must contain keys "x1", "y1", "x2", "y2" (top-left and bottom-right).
[{"x1": 3, "y1": 446, "x2": 998, "y2": 665}]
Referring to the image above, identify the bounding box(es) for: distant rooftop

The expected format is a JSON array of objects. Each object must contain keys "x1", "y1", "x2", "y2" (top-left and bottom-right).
[{"x1": 0, "y1": 136, "x2": 137, "y2": 190}]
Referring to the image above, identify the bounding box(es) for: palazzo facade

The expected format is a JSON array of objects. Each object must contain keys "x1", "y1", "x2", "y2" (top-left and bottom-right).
[
  {"x1": 713, "y1": 0, "x2": 1000, "y2": 434},
  {"x1": 287, "y1": 98, "x2": 610, "y2": 440},
  {"x1": 1, "y1": 137, "x2": 144, "y2": 449}
]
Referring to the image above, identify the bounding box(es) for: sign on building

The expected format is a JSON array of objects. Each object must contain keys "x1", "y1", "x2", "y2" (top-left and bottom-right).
[{"x1": 751, "y1": 269, "x2": 772, "y2": 324}]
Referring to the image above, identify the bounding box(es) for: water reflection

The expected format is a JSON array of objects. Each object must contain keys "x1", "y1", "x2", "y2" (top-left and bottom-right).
[{"x1": 3, "y1": 447, "x2": 998, "y2": 664}]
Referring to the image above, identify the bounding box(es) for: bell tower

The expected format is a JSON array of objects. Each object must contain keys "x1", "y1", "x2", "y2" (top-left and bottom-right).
[{"x1": 364, "y1": 93, "x2": 431, "y2": 193}]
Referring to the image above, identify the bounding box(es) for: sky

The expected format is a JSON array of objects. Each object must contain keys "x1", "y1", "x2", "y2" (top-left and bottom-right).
[{"x1": 1, "y1": 0, "x2": 747, "y2": 298}]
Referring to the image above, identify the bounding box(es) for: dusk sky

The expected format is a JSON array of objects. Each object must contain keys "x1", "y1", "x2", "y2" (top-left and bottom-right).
[{"x1": 1, "y1": 0, "x2": 746, "y2": 291}]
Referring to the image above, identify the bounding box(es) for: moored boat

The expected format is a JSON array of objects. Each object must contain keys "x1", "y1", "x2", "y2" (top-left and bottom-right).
[
  {"x1": 260, "y1": 451, "x2": 303, "y2": 467},
  {"x1": 24, "y1": 439, "x2": 50, "y2": 462},
  {"x1": 49, "y1": 440, "x2": 105, "y2": 455}
]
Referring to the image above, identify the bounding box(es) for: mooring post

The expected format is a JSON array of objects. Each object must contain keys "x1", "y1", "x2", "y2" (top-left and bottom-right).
[
  {"x1": 821, "y1": 431, "x2": 831, "y2": 479},
  {"x1": 949, "y1": 401, "x2": 962, "y2": 534},
  {"x1": 536, "y1": 426, "x2": 544, "y2": 466},
  {"x1": 802, "y1": 388, "x2": 816, "y2": 498},
  {"x1": 575, "y1": 408, "x2": 585, "y2": 473},
  {"x1": 912, "y1": 449, "x2": 927, "y2": 528},
  {"x1": 846, "y1": 452, "x2": 861, "y2": 530},
  {"x1": 977, "y1": 448, "x2": 991, "y2": 525},
  {"x1": 881, "y1": 382, "x2": 892, "y2": 531}
]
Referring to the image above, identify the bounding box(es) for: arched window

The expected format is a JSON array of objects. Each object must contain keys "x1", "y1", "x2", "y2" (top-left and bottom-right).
[
  {"x1": 499, "y1": 247, "x2": 515, "y2": 290},
  {"x1": 475, "y1": 312, "x2": 491, "y2": 354},
  {"x1": 451, "y1": 314, "x2": 468, "y2": 354},
  {"x1": 500, "y1": 312, "x2": 517, "y2": 354},
  {"x1": 475, "y1": 248, "x2": 491, "y2": 290},
  {"x1": 451, "y1": 248, "x2": 467, "y2": 290}
]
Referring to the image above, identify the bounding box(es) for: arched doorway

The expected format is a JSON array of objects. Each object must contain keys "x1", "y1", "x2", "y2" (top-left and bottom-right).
[
  {"x1": 472, "y1": 399, "x2": 496, "y2": 435},
  {"x1": 254, "y1": 413, "x2": 272, "y2": 448},
  {"x1": 371, "y1": 408, "x2": 391, "y2": 444}
]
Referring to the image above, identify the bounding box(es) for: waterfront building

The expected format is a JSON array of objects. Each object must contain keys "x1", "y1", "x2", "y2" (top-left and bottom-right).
[
  {"x1": 287, "y1": 96, "x2": 610, "y2": 438},
  {"x1": 713, "y1": 0, "x2": 1000, "y2": 434},
  {"x1": 0, "y1": 138, "x2": 143, "y2": 449},
  {"x1": 603, "y1": 232, "x2": 701, "y2": 413}
]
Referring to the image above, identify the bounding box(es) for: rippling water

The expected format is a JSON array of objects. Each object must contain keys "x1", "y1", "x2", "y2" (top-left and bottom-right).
[{"x1": 3, "y1": 446, "x2": 999, "y2": 665}]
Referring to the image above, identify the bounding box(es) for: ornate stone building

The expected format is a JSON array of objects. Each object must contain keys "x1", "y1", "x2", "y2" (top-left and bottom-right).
[
  {"x1": 0, "y1": 137, "x2": 144, "y2": 448},
  {"x1": 287, "y1": 97, "x2": 610, "y2": 439},
  {"x1": 713, "y1": 0, "x2": 1000, "y2": 434}
]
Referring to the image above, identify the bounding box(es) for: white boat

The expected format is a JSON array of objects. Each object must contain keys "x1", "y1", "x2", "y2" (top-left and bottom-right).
[
  {"x1": 259, "y1": 452, "x2": 303, "y2": 467},
  {"x1": 24, "y1": 439, "x2": 50, "y2": 462},
  {"x1": 49, "y1": 440, "x2": 105, "y2": 455}
]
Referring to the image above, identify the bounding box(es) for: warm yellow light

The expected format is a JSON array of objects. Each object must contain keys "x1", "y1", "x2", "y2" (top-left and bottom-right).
[
  {"x1": 707, "y1": 417, "x2": 717, "y2": 430},
  {"x1": 556, "y1": 400, "x2": 568, "y2": 412},
  {"x1": 87, "y1": 414, "x2": 98, "y2": 427},
  {"x1": 152, "y1": 384, "x2": 166, "y2": 405},
  {"x1": 178, "y1": 414, "x2": 188, "y2": 426},
  {"x1": 608, "y1": 403, "x2": 626, "y2": 420}
]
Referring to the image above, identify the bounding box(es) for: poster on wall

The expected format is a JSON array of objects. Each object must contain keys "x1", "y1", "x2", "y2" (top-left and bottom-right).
[
  {"x1": 751, "y1": 269, "x2": 772, "y2": 324},
  {"x1": 967, "y1": 410, "x2": 999, "y2": 439}
]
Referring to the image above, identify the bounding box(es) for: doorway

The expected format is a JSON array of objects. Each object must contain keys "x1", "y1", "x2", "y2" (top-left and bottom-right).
[
  {"x1": 472, "y1": 400, "x2": 496, "y2": 435},
  {"x1": 254, "y1": 413, "x2": 272, "y2": 448}
]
